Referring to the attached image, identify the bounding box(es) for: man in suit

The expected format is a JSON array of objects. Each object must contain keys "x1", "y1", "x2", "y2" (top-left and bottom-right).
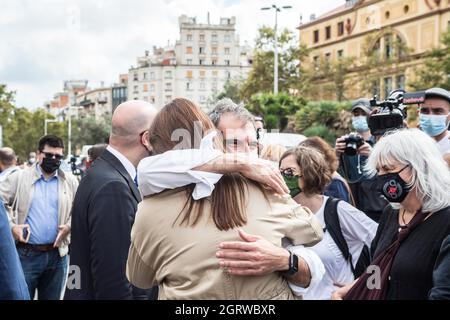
[{"x1": 65, "y1": 100, "x2": 157, "y2": 300}]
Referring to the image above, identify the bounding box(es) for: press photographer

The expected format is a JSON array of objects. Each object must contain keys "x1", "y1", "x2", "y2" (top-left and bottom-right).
[{"x1": 335, "y1": 98, "x2": 388, "y2": 222}]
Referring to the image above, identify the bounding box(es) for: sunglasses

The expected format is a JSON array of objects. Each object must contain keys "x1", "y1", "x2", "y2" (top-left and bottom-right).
[{"x1": 43, "y1": 152, "x2": 64, "y2": 160}]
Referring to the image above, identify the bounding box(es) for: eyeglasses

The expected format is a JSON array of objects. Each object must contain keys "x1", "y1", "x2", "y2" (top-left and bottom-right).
[
  {"x1": 280, "y1": 168, "x2": 301, "y2": 178},
  {"x1": 43, "y1": 152, "x2": 64, "y2": 160}
]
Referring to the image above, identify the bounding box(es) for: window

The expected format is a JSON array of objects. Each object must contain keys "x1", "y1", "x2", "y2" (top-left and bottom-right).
[
  {"x1": 165, "y1": 95, "x2": 172, "y2": 103},
  {"x1": 199, "y1": 81, "x2": 206, "y2": 91},
  {"x1": 212, "y1": 47, "x2": 218, "y2": 55},
  {"x1": 337, "y1": 49, "x2": 344, "y2": 58},
  {"x1": 186, "y1": 47, "x2": 193, "y2": 54},
  {"x1": 325, "y1": 26, "x2": 331, "y2": 40},
  {"x1": 199, "y1": 59, "x2": 204, "y2": 65},
  {"x1": 133, "y1": 85, "x2": 138, "y2": 93},
  {"x1": 186, "y1": 70, "x2": 193, "y2": 78},
  {"x1": 133, "y1": 72, "x2": 138, "y2": 81},
  {"x1": 199, "y1": 95, "x2": 206, "y2": 103},
  {"x1": 150, "y1": 96, "x2": 155, "y2": 103},
  {"x1": 385, "y1": 11, "x2": 390, "y2": 19},
  {"x1": 372, "y1": 80, "x2": 380, "y2": 98},
  {"x1": 224, "y1": 47, "x2": 230, "y2": 55},
  {"x1": 199, "y1": 70, "x2": 206, "y2": 78},
  {"x1": 212, "y1": 34, "x2": 218, "y2": 42},
  {"x1": 211, "y1": 82, "x2": 218, "y2": 90},
  {"x1": 199, "y1": 47, "x2": 205, "y2": 54},
  {"x1": 143, "y1": 84, "x2": 148, "y2": 92},
  {"x1": 212, "y1": 59, "x2": 218, "y2": 65},
  {"x1": 224, "y1": 34, "x2": 231, "y2": 42},
  {"x1": 385, "y1": 35, "x2": 392, "y2": 59},
  {"x1": 165, "y1": 70, "x2": 172, "y2": 79},
  {"x1": 187, "y1": 34, "x2": 193, "y2": 41},
  {"x1": 186, "y1": 59, "x2": 192, "y2": 65},
  {"x1": 225, "y1": 71, "x2": 231, "y2": 79},
  {"x1": 404, "y1": 5, "x2": 409, "y2": 14},
  {"x1": 313, "y1": 56, "x2": 319, "y2": 70},
  {"x1": 384, "y1": 77, "x2": 393, "y2": 99},
  {"x1": 225, "y1": 59, "x2": 230, "y2": 66},
  {"x1": 186, "y1": 82, "x2": 193, "y2": 91},
  {"x1": 143, "y1": 72, "x2": 147, "y2": 80},
  {"x1": 313, "y1": 30, "x2": 319, "y2": 43},
  {"x1": 199, "y1": 34, "x2": 205, "y2": 42},
  {"x1": 396, "y1": 74, "x2": 406, "y2": 89},
  {"x1": 337, "y1": 22, "x2": 344, "y2": 36},
  {"x1": 150, "y1": 72, "x2": 155, "y2": 80},
  {"x1": 165, "y1": 83, "x2": 172, "y2": 91},
  {"x1": 150, "y1": 84, "x2": 155, "y2": 92}
]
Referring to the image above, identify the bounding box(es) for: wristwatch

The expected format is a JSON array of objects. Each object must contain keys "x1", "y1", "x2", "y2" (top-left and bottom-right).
[{"x1": 282, "y1": 250, "x2": 299, "y2": 276}]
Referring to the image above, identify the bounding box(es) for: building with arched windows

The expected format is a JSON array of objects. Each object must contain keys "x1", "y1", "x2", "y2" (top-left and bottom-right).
[{"x1": 299, "y1": 0, "x2": 450, "y2": 100}]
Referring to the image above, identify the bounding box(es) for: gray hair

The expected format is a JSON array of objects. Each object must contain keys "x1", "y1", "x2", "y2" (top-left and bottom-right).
[
  {"x1": 365, "y1": 128, "x2": 450, "y2": 213},
  {"x1": 209, "y1": 98, "x2": 254, "y2": 127}
]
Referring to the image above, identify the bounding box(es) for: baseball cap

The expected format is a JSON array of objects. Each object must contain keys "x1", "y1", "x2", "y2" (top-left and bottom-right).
[{"x1": 351, "y1": 98, "x2": 372, "y2": 114}]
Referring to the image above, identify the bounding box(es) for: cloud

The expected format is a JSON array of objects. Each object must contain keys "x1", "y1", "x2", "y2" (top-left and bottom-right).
[{"x1": 0, "y1": 0, "x2": 344, "y2": 109}]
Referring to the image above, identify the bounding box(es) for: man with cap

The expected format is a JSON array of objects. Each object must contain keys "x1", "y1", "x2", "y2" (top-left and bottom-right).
[
  {"x1": 418, "y1": 87, "x2": 450, "y2": 165},
  {"x1": 334, "y1": 98, "x2": 388, "y2": 222}
]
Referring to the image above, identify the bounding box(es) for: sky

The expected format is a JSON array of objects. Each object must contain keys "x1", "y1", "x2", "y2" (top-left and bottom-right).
[{"x1": 0, "y1": 0, "x2": 344, "y2": 109}]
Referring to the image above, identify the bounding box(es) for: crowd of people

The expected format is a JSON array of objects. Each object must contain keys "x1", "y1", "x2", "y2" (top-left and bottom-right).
[{"x1": 0, "y1": 86, "x2": 449, "y2": 300}]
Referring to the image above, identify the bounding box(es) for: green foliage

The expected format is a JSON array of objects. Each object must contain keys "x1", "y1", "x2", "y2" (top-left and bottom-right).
[
  {"x1": 1, "y1": 84, "x2": 110, "y2": 161},
  {"x1": 245, "y1": 92, "x2": 306, "y2": 131},
  {"x1": 409, "y1": 30, "x2": 450, "y2": 91},
  {"x1": 239, "y1": 26, "x2": 310, "y2": 99},
  {"x1": 295, "y1": 100, "x2": 352, "y2": 139},
  {"x1": 302, "y1": 125, "x2": 337, "y2": 145},
  {"x1": 71, "y1": 117, "x2": 110, "y2": 151}
]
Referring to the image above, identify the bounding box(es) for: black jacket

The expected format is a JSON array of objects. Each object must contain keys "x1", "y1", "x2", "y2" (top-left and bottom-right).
[
  {"x1": 65, "y1": 150, "x2": 156, "y2": 300},
  {"x1": 429, "y1": 235, "x2": 450, "y2": 300}
]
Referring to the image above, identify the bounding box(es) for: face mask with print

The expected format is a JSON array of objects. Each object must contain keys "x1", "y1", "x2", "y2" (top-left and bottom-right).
[
  {"x1": 352, "y1": 116, "x2": 369, "y2": 132},
  {"x1": 282, "y1": 175, "x2": 302, "y2": 198},
  {"x1": 376, "y1": 165, "x2": 411, "y2": 203},
  {"x1": 419, "y1": 114, "x2": 449, "y2": 137}
]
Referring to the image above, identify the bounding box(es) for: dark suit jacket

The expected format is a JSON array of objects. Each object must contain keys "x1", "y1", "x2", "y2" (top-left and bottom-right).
[
  {"x1": 65, "y1": 150, "x2": 156, "y2": 300},
  {"x1": 430, "y1": 235, "x2": 450, "y2": 300}
]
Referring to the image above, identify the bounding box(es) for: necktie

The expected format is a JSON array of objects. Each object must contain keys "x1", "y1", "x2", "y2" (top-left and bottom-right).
[{"x1": 134, "y1": 175, "x2": 138, "y2": 187}]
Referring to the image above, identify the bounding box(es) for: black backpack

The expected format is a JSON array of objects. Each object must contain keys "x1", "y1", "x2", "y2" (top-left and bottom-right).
[{"x1": 323, "y1": 197, "x2": 371, "y2": 278}]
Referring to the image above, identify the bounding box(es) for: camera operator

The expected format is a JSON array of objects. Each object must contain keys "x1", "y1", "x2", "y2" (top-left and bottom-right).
[
  {"x1": 418, "y1": 87, "x2": 450, "y2": 166},
  {"x1": 335, "y1": 98, "x2": 388, "y2": 222}
]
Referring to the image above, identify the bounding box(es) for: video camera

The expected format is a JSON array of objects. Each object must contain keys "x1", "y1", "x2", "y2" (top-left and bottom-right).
[{"x1": 368, "y1": 89, "x2": 425, "y2": 136}]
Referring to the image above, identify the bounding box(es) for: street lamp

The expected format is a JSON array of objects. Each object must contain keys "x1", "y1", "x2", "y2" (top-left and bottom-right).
[
  {"x1": 261, "y1": 4, "x2": 292, "y2": 94},
  {"x1": 66, "y1": 106, "x2": 83, "y2": 158},
  {"x1": 44, "y1": 119, "x2": 58, "y2": 135}
]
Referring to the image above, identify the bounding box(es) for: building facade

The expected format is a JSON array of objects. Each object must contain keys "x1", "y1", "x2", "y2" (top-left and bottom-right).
[
  {"x1": 128, "y1": 15, "x2": 253, "y2": 111},
  {"x1": 45, "y1": 80, "x2": 89, "y2": 118},
  {"x1": 75, "y1": 85, "x2": 112, "y2": 121},
  {"x1": 299, "y1": 0, "x2": 450, "y2": 100},
  {"x1": 112, "y1": 74, "x2": 128, "y2": 112}
]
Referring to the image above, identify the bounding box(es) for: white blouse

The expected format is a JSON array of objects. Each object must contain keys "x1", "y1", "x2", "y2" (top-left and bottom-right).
[{"x1": 290, "y1": 196, "x2": 378, "y2": 300}]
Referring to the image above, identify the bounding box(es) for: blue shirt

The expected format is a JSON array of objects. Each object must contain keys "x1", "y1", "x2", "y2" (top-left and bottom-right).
[{"x1": 25, "y1": 166, "x2": 59, "y2": 245}]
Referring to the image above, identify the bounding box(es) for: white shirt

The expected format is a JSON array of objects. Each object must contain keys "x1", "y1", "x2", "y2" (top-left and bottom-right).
[
  {"x1": 137, "y1": 131, "x2": 223, "y2": 200},
  {"x1": 293, "y1": 196, "x2": 378, "y2": 300},
  {"x1": 437, "y1": 131, "x2": 450, "y2": 155},
  {"x1": 106, "y1": 145, "x2": 137, "y2": 182}
]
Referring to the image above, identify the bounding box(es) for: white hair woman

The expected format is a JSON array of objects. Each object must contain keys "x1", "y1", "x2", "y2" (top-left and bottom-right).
[{"x1": 332, "y1": 128, "x2": 450, "y2": 300}]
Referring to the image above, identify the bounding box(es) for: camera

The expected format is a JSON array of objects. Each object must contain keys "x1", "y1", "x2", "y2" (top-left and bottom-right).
[
  {"x1": 70, "y1": 156, "x2": 82, "y2": 176},
  {"x1": 368, "y1": 89, "x2": 425, "y2": 136},
  {"x1": 343, "y1": 133, "x2": 365, "y2": 156}
]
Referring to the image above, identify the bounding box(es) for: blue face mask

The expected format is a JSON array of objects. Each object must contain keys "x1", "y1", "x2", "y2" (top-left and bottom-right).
[
  {"x1": 419, "y1": 114, "x2": 449, "y2": 137},
  {"x1": 352, "y1": 116, "x2": 369, "y2": 132}
]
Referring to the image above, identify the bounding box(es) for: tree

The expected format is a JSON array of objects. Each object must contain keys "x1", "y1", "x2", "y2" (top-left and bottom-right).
[
  {"x1": 409, "y1": 30, "x2": 450, "y2": 90},
  {"x1": 294, "y1": 100, "x2": 352, "y2": 140},
  {"x1": 245, "y1": 92, "x2": 306, "y2": 131},
  {"x1": 239, "y1": 27, "x2": 310, "y2": 99},
  {"x1": 70, "y1": 116, "x2": 110, "y2": 152},
  {"x1": 207, "y1": 77, "x2": 245, "y2": 108}
]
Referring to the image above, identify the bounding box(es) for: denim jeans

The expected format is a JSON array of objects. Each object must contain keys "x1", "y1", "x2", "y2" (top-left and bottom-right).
[{"x1": 17, "y1": 247, "x2": 68, "y2": 300}]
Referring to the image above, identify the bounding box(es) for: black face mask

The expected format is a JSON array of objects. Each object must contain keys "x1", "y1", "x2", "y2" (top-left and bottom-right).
[
  {"x1": 376, "y1": 165, "x2": 411, "y2": 203},
  {"x1": 41, "y1": 157, "x2": 61, "y2": 174}
]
